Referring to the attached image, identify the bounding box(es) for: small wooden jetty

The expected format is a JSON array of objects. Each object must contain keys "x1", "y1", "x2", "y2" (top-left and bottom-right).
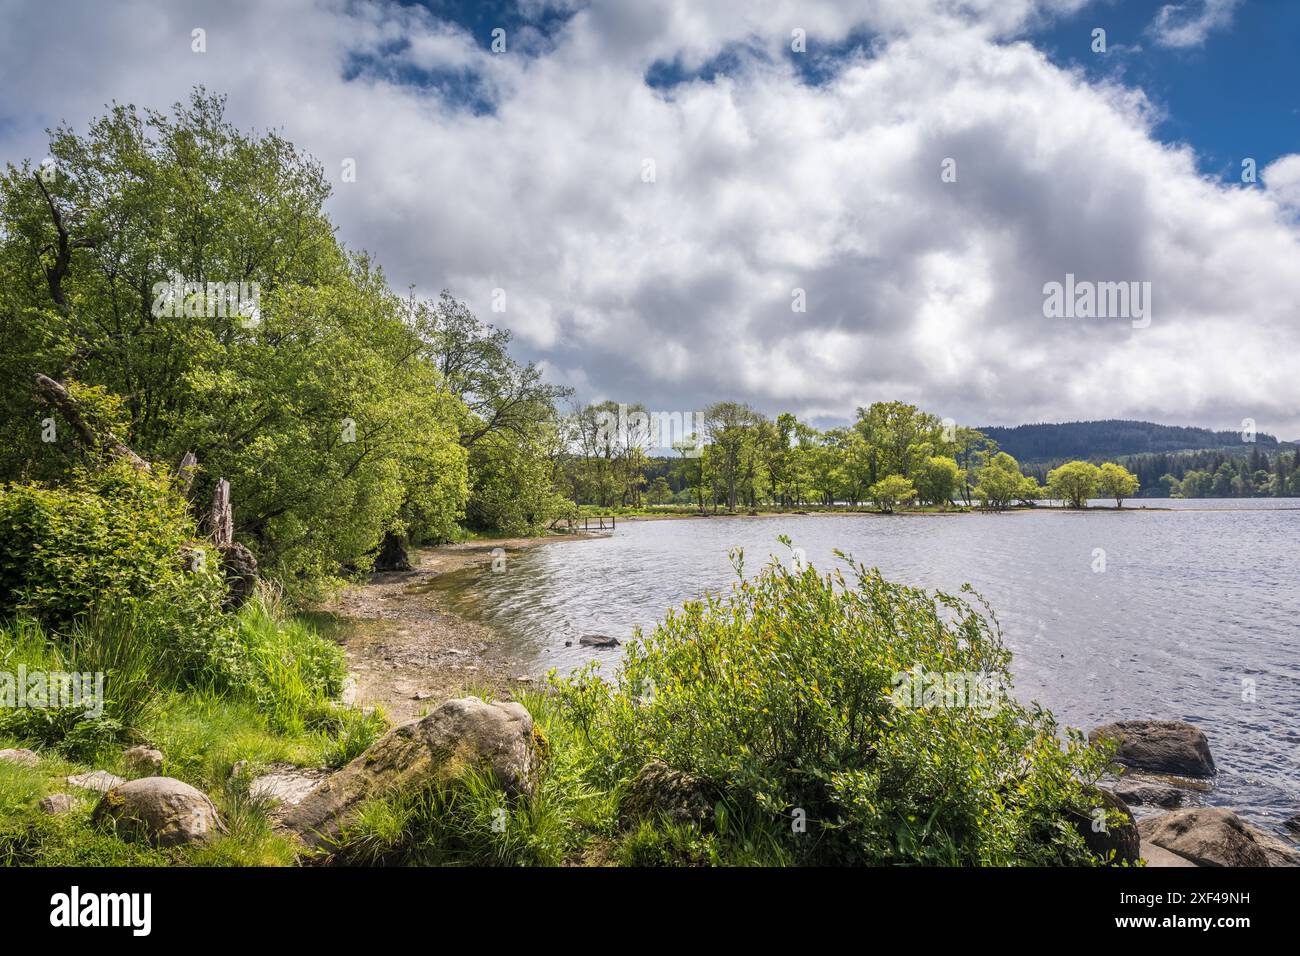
[{"x1": 550, "y1": 515, "x2": 617, "y2": 532}]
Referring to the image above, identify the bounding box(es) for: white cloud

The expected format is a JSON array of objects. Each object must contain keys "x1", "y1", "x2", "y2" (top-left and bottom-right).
[
  {"x1": 1263, "y1": 154, "x2": 1300, "y2": 210},
  {"x1": 1148, "y1": 0, "x2": 1242, "y2": 49},
  {"x1": 1, "y1": 0, "x2": 1298, "y2": 436}
]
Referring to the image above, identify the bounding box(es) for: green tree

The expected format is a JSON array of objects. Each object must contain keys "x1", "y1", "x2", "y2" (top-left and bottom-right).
[
  {"x1": 1096, "y1": 462, "x2": 1140, "y2": 507},
  {"x1": 916, "y1": 455, "x2": 960, "y2": 506},
  {"x1": 854, "y1": 401, "x2": 943, "y2": 480},
  {"x1": 0, "y1": 90, "x2": 471, "y2": 583},
  {"x1": 974, "y1": 452, "x2": 1032, "y2": 511},
  {"x1": 867, "y1": 474, "x2": 916, "y2": 513},
  {"x1": 1047, "y1": 461, "x2": 1101, "y2": 509},
  {"x1": 704, "y1": 402, "x2": 762, "y2": 511}
]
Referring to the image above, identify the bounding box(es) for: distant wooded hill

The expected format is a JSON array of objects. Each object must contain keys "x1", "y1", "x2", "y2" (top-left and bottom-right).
[{"x1": 978, "y1": 420, "x2": 1289, "y2": 463}]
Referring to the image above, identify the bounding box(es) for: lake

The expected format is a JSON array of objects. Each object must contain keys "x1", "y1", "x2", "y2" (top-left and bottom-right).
[{"x1": 434, "y1": 500, "x2": 1300, "y2": 829}]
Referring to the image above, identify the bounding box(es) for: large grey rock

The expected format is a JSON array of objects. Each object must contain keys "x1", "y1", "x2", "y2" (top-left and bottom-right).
[
  {"x1": 1071, "y1": 788, "x2": 1141, "y2": 864},
  {"x1": 1138, "y1": 808, "x2": 1270, "y2": 867},
  {"x1": 281, "y1": 697, "x2": 541, "y2": 849},
  {"x1": 93, "y1": 777, "x2": 225, "y2": 847},
  {"x1": 123, "y1": 745, "x2": 164, "y2": 776},
  {"x1": 1109, "y1": 778, "x2": 1186, "y2": 809},
  {"x1": 1089, "y1": 720, "x2": 1216, "y2": 777},
  {"x1": 1253, "y1": 829, "x2": 1300, "y2": 867},
  {"x1": 0, "y1": 748, "x2": 39, "y2": 767},
  {"x1": 618, "y1": 761, "x2": 715, "y2": 830},
  {"x1": 1140, "y1": 842, "x2": 1198, "y2": 867},
  {"x1": 67, "y1": 770, "x2": 126, "y2": 793}
]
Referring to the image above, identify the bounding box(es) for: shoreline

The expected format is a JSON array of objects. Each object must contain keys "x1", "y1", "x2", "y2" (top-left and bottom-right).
[
  {"x1": 315, "y1": 534, "x2": 592, "y2": 723},
  {"x1": 321, "y1": 496, "x2": 1299, "y2": 719}
]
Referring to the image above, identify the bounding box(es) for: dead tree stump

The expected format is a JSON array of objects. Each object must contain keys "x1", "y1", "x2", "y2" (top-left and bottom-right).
[{"x1": 209, "y1": 478, "x2": 257, "y2": 610}]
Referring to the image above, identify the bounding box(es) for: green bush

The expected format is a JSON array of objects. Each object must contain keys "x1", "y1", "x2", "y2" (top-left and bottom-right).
[
  {"x1": 553, "y1": 542, "x2": 1112, "y2": 866},
  {"x1": 0, "y1": 461, "x2": 228, "y2": 637}
]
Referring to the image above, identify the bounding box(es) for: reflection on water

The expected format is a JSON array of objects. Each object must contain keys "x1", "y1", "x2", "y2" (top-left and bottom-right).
[{"x1": 432, "y1": 500, "x2": 1300, "y2": 827}]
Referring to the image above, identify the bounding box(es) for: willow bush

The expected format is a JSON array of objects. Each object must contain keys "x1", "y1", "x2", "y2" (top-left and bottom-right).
[{"x1": 553, "y1": 541, "x2": 1112, "y2": 865}]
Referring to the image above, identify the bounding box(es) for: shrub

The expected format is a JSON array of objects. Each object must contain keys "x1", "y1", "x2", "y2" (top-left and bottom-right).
[
  {"x1": 553, "y1": 543, "x2": 1112, "y2": 866},
  {"x1": 0, "y1": 461, "x2": 227, "y2": 637}
]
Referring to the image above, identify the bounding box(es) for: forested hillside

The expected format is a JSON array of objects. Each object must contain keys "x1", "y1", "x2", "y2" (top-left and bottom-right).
[{"x1": 979, "y1": 420, "x2": 1289, "y2": 463}]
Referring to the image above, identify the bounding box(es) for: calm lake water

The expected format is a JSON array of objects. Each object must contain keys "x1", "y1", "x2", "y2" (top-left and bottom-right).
[{"x1": 435, "y1": 499, "x2": 1300, "y2": 829}]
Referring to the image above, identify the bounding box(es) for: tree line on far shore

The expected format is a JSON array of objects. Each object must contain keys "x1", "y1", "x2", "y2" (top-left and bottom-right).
[{"x1": 564, "y1": 399, "x2": 1140, "y2": 513}]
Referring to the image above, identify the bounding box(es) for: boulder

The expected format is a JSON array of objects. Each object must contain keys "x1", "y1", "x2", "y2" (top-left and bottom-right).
[
  {"x1": 1089, "y1": 720, "x2": 1215, "y2": 777},
  {"x1": 579, "y1": 634, "x2": 620, "y2": 647},
  {"x1": 38, "y1": 793, "x2": 76, "y2": 816},
  {"x1": 249, "y1": 764, "x2": 331, "y2": 818},
  {"x1": 1140, "y1": 842, "x2": 1198, "y2": 867},
  {"x1": 93, "y1": 777, "x2": 225, "y2": 847},
  {"x1": 1138, "y1": 808, "x2": 1270, "y2": 867},
  {"x1": 123, "y1": 745, "x2": 164, "y2": 776},
  {"x1": 618, "y1": 761, "x2": 715, "y2": 830},
  {"x1": 1071, "y1": 788, "x2": 1141, "y2": 864},
  {"x1": 0, "y1": 748, "x2": 39, "y2": 767},
  {"x1": 1253, "y1": 829, "x2": 1300, "y2": 867},
  {"x1": 281, "y1": 697, "x2": 541, "y2": 849},
  {"x1": 1108, "y1": 778, "x2": 1186, "y2": 809},
  {"x1": 67, "y1": 770, "x2": 126, "y2": 793}
]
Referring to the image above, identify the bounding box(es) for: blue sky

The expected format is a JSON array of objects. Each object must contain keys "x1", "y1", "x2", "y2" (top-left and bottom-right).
[{"x1": 1031, "y1": 0, "x2": 1300, "y2": 182}]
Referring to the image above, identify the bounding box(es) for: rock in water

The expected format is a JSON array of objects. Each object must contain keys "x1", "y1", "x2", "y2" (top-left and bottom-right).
[
  {"x1": 618, "y1": 761, "x2": 715, "y2": 830},
  {"x1": 1071, "y1": 788, "x2": 1140, "y2": 864},
  {"x1": 1137, "y1": 808, "x2": 1270, "y2": 867},
  {"x1": 1252, "y1": 829, "x2": 1300, "y2": 867},
  {"x1": 1088, "y1": 719, "x2": 1216, "y2": 777},
  {"x1": 1108, "y1": 778, "x2": 1186, "y2": 809},
  {"x1": 579, "y1": 634, "x2": 620, "y2": 647},
  {"x1": 93, "y1": 777, "x2": 225, "y2": 847},
  {"x1": 282, "y1": 697, "x2": 541, "y2": 849}
]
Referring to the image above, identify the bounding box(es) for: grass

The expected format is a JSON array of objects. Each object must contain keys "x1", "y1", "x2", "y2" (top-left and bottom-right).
[{"x1": 0, "y1": 587, "x2": 388, "y2": 867}]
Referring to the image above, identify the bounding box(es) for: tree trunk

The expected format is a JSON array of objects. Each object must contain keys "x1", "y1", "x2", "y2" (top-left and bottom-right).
[{"x1": 374, "y1": 530, "x2": 412, "y2": 572}]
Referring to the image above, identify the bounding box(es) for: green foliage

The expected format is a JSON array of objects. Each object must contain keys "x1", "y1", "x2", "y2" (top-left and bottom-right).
[
  {"x1": 0, "y1": 590, "x2": 376, "y2": 774},
  {"x1": 916, "y1": 456, "x2": 960, "y2": 506},
  {"x1": 1096, "y1": 462, "x2": 1140, "y2": 506},
  {"x1": 0, "y1": 91, "x2": 472, "y2": 584},
  {"x1": 0, "y1": 462, "x2": 227, "y2": 635},
  {"x1": 867, "y1": 474, "x2": 917, "y2": 513},
  {"x1": 616, "y1": 817, "x2": 717, "y2": 866},
  {"x1": 1047, "y1": 460, "x2": 1102, "y2": 508},
  {"x1": 467, "y1": 427, "x2": 574, "y2": 535},
  {"x1": 552, "y1": 546, "x2": 1111, "y2": 866},
  {"x1": 974, "y1": 452, "x2": 1039, "y2": 510}
]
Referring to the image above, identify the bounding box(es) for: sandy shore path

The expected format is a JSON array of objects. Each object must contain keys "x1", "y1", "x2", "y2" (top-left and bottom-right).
[{"x1": 314, "y1": 536, "x2": 589, "y2": 724}]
